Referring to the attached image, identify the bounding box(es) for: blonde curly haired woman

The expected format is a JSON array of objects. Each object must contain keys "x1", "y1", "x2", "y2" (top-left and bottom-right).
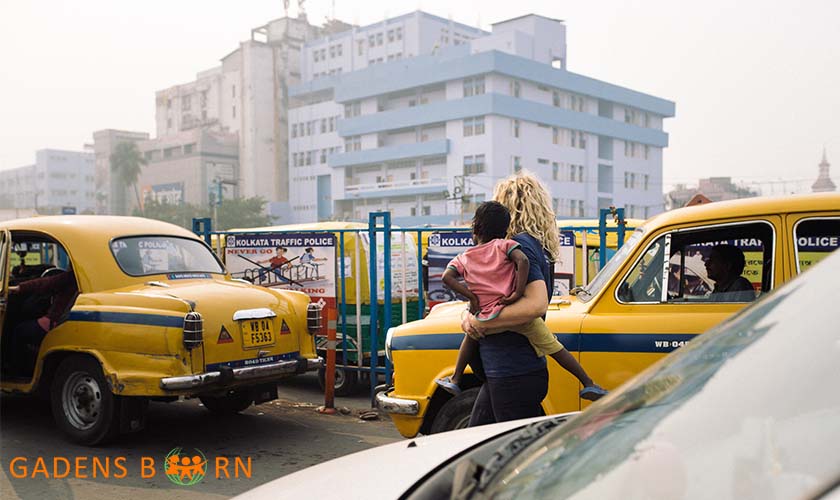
[{"x1": 460, "y1": 171, "x2": 605, "y2": 426}]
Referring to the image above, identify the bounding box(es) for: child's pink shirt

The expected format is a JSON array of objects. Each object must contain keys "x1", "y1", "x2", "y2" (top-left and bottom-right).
[{"x1": 447, "y1": 239, "x2": 520, "y2": 321}]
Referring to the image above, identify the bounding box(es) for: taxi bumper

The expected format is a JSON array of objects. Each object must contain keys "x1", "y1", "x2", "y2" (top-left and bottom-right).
[
  {"x1": 160, "y1": 357, "x2": 323, "y2": 390},
  {"x1": 375, "y1": 391, "x2": 420, "y2": 416}
]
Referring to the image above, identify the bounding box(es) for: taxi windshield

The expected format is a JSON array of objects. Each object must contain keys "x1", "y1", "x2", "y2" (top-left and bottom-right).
[
  {"x1": 579, "y1": 228, "x2": 645, "y2": 301},
  {"x1": 111, "y1": 236, "x2": 224, "y2": 276},
  {"x1": 479, "y1": 253, "x2": 840, "y2": 500}
]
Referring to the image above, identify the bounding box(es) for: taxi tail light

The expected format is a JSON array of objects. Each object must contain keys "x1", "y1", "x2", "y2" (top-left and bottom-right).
[
  {"x1": 183, "y1": 311, "x2": 204, "y2": 350},
  {"x1": 306, "y1": 303, "x2": 323, "y2": 336}
]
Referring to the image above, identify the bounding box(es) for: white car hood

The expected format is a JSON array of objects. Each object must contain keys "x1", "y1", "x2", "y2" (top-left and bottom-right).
[{"x1": 235, "y1": 415, "x2": 558, "y2": 500}]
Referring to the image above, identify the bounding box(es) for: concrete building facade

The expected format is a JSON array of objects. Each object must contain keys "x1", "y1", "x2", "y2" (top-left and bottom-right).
[
  {"x1": 288, "y1": 12, "x2": 675, "y2": 225},
  {"x1": 154, "y1": 15, "x2": 340, "y2": 222},
  {"x1": 0, "y1": 149, "x2": 96, "y2": 214},
  {"x1": 137, "y1": 128, "x2": 239, "y2": 209}
]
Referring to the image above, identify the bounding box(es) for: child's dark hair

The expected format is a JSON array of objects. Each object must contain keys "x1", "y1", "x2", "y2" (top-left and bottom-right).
[{"x1": 472, "y1": 201, "x2": 511, "y2": 242}]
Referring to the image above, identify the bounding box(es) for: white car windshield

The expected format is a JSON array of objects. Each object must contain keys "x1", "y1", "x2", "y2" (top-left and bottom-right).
[
  {"x1": 481, "y1": 251, "x2": 840, "y2": 500},
  {"x1": 111, "y1": 236, "x2": 224, "y2": 276}
]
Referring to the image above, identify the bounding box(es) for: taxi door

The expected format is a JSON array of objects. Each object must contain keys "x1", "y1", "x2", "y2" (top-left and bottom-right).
[
  {"x1": 0, "y1": 229, "x2": 10, "y2": 337},
  {"x1": 784, "y1": 213, "x2": 840, "y2": 278},
  {"x1": 579, "y1": 217, "x2": 783, "y2": 407}
]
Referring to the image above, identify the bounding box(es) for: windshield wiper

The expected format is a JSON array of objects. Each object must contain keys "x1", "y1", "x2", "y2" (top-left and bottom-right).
[
  {"x1": 570, "y1": 286, "x2": 590, "y2": 297},
  {"x1": 449, "y1": 415, "x2": 569, "y2": 500}
]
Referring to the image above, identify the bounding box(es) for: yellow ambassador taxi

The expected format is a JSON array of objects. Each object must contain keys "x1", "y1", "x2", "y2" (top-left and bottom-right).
[
  {"x1": 377, "y1": 193, "x2": 840, "y2": 437},
  {"x1": 0, "y1": 216, "x2": 322, "y2": 445}
]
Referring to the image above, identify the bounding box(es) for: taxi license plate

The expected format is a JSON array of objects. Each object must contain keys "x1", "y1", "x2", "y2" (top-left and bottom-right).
[{"x1": 241, "y1": 319, "x2": 275, "y2": 349}]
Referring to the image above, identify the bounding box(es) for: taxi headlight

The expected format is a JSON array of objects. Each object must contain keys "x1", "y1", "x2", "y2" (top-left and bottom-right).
[{"x1": 385, "y1": 327, "x2": 396, "y2": 363}]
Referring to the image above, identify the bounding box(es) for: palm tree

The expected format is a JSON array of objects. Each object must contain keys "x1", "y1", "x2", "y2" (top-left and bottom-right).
[{"x1": 110, "y1": 142, "x2": 146, "y2": 215}]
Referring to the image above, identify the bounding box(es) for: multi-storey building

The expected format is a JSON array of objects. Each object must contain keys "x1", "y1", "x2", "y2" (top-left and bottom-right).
[
  {"x1": 136, "y1": 128, "x2": 239, "y2": 208},
  {"x1": 0, "y1": 149, "x2": 95, "y2": 214},
  {"x1": 153, "y1": 14, "x2": 347, "y2": 221},
  {"x1": 288, "y1": 12, "x2": 675, "y2": 224}
]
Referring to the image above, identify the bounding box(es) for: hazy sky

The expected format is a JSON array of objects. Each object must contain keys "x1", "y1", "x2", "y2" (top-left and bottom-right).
[{"x1": 2, "y1": 0, "x2": 838, "y2": 193}]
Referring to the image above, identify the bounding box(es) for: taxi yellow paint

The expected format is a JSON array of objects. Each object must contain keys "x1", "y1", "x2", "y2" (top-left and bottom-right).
[
  {"x1": 0, "y1": 216, "x2": 320, "y2": 443},
  {"x1": 380, "y1": 194, "x2": 840, "y2": 438}
]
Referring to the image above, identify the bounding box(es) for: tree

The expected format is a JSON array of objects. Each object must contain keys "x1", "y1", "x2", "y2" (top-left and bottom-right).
[
  {"x1": 110, "y1": 142, "x2": 146, "y2": 215},
  {"x1": 214, "y1": 197, "x2": 273, "y2": 230},
  {"x1": 138, "y1": 196, "x2": 273, "y2": 231},
  {"x1": 135, "y1": 198, "x2": 204, "y2": 229}
]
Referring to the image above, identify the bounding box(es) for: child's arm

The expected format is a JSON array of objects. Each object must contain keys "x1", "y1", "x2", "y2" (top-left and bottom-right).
[
  {"x1": 500, "y1": 248, "x2": 529, "y2": 305},
  {"x1": 442, "y1": 267, "x2": 481, "y2": 314}
]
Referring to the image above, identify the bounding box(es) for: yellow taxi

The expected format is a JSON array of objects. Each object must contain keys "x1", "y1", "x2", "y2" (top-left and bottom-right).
[
  {"x1": 377, "y1": 193, "x2": 840, "y2": 437},
  {"x1": 0, "y1": 216, "x2": 321, "y2": 445}
]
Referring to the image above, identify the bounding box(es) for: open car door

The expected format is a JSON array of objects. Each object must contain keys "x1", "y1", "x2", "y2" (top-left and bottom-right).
[{"x1": 0, "y1": 229, "x2": 10, "y2": 338}]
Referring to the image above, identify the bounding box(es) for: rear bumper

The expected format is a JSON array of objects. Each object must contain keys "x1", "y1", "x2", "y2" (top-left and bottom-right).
[
  {"x1": 160, "y1": 357, "x2": 323, "y2": 391},
  {"x1": 375, "y1": 391, "x2": 420, "y2": 416}
]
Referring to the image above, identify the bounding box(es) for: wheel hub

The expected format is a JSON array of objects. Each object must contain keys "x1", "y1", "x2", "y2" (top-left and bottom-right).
[{"x1": 62, "y1": 372, "x2": 102, "y2": 430}]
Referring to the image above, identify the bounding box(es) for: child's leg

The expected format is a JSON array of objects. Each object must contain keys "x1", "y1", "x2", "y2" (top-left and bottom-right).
[
  {"x1": 452, "y1": 335, "x2": 478, "y2": 385},
  {"x1": 518, "y1": 319, "x2": 596, "y2": 387}
]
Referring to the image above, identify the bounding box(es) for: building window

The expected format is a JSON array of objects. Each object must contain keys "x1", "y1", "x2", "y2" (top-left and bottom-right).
[
  {"x1": 345, "y1": 136, "x2": 361, "y2": 152},
  {"x1": 181, "y1": 95, "x2": 191, "y2": 111},
  {"x1": 552, "y1": 91, "x2": 561, "y2": 107},
  {"x1": 368, "y1": 35, "x2": 375, "y2": 47},
  {"x1": 512, "y1": 156, "x2": 522, "y2": 173},
  {"x1": 387, "y1": 30, "x2": 394, "y2": 42},
  {"x1": 314, "y1": 50, "x2": 320, "y2": 62},
  {"x1": 512, "y1": 119, "x2": 520, "y2": 138},
  {"x1": 232, "y1": 105, "x2": 236, "y2": 118},
  {"x1": 232, "y1": 85, "x2": 236, "y2": 98},
  {"x1": 422, "y1": 206, "x2": 431, "y2": 216},
  {"x1": 344, "y1": 101, "x2": 361, "y2": 118},
  {"x1": 376, "y1": 33, "x2": 383, "y2": 45},
  {"x1": 320, "y1": 150, "x2": 327, "y2": 164},
  {"x1": 552, "y1": 127, "x2": 559, "y2": 145},
  {"x1": 644, "y1": 174, "x2": 650, "y2": 190},
  {"x1": 320, "y1": 119, "x2": 327, "y2": 134},
  {"x1": 462, "y1": 76, "x2": 485, "y2": 97},
  {"x1": 511, "y1": 80, "x2": 521, "y2": 98},
  {"x1": 552, "y1": 162, "x2": 559, "y2": 181},
  {"x1": 329, "y1": 45, "x2": 335, "y2": 58},
  {"x1": 167, "y1": 118, "x2": 172, "y2": 129},
  {"x1": 462, "y1": 154, "x2": 485, "y2": 175},
  {"x1": 357, "y1": 40, "x2": 364, "y2": 55},
  {"x1": 337, "y1": 44, "x2": 343, "y2": 56},
  {"x1": 463, "y1": 118, "x2": 473, "y2": 137},
  {"x1": 474, "y1": 116, "x2": 485, "y2": 135},
  {"x1": 396, "y1": 27, "x2": 403, "y2": 40},
  {"x1": 291, "y1": 123, "x2": 297, "y2": 138}
]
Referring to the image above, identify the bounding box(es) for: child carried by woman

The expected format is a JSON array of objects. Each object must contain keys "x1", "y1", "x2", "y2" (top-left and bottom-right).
[{"x1": 437, "y1": 201, "x2": 607, "y2": 401}]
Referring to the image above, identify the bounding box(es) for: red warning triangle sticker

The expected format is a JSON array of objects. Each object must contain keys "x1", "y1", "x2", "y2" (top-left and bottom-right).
[
  {"x1": 217, "y1": 325, "x2": 233, "y2": 344},
  {"x1": 280, "y1": 319, "x2": 291, "y2": 335}
]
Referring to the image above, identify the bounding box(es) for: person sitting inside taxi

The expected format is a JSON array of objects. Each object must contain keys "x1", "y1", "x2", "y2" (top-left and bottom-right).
[
  {"x1": 6, "y1": 266, "x2": 78, "y2": 377},
  {"x1": 705, "y1": 244, "x2": 756, "y2": 302}
]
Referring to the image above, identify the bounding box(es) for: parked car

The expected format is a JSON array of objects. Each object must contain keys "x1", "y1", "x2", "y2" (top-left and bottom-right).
[
  {"x1": 0, "y1": 216, "x2": 322, "y2": 445},
  {"x1": 237, "y1": 246, "x2": 840, "y2": 500},
  {"x1": 378, "y1": 193, "x2": 840, "y2": 437}
]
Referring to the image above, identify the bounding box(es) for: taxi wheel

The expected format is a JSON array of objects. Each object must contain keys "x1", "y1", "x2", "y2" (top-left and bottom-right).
[
  {"x1": 51, "y1": 355, "x2": 120, "y2": 445},
  {"x1": 429, "y1": 387, "x2": 479, "y2": 434},
  {"x1": 199, "y1": 391, "x2": 253, "y2": 414}
]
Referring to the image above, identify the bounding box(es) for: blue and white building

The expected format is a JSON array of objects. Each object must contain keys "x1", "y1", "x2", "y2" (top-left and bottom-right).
[{"x1": 288, "y1": 12, "x2": 675, "y2": 224}]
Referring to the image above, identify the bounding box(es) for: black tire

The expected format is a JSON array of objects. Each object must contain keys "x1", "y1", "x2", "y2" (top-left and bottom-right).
[
  {"x1": 317, "y1": 363, "x2": 360, "y2": 397},
  {"x1": 199, "y1": 390, "x2": 253, "y2": 414},
  {"x1": 429, "y1": 387, "x2": 479, "y2": 434},
  {"x1": 51, "y1": 355, "x2": 120, "y2": 445}
]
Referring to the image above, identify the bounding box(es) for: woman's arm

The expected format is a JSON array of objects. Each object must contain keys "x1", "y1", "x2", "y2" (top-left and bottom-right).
[{"x1": 462, "y1": 279, "x2": 548, "y2": 338}]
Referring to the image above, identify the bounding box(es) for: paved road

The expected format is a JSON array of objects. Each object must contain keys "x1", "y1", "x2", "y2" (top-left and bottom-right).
[{"x1": 0, "y1": 373, "x2": 402, "y2": 499}]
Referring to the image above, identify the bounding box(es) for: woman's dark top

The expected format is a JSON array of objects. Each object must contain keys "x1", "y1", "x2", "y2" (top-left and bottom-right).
[{"x1": 478, "y1": 233, "x2": 552, "y2": 378}]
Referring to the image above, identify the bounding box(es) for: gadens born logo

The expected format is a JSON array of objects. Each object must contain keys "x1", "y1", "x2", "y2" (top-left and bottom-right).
[{"x1": 164, "y1": 447, "x2": 208, "y2": 486}]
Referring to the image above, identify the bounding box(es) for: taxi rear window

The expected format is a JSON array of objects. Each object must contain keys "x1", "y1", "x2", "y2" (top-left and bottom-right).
[{"x1": 111, "y1": 236, "x2": 224, "y2": 276}]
